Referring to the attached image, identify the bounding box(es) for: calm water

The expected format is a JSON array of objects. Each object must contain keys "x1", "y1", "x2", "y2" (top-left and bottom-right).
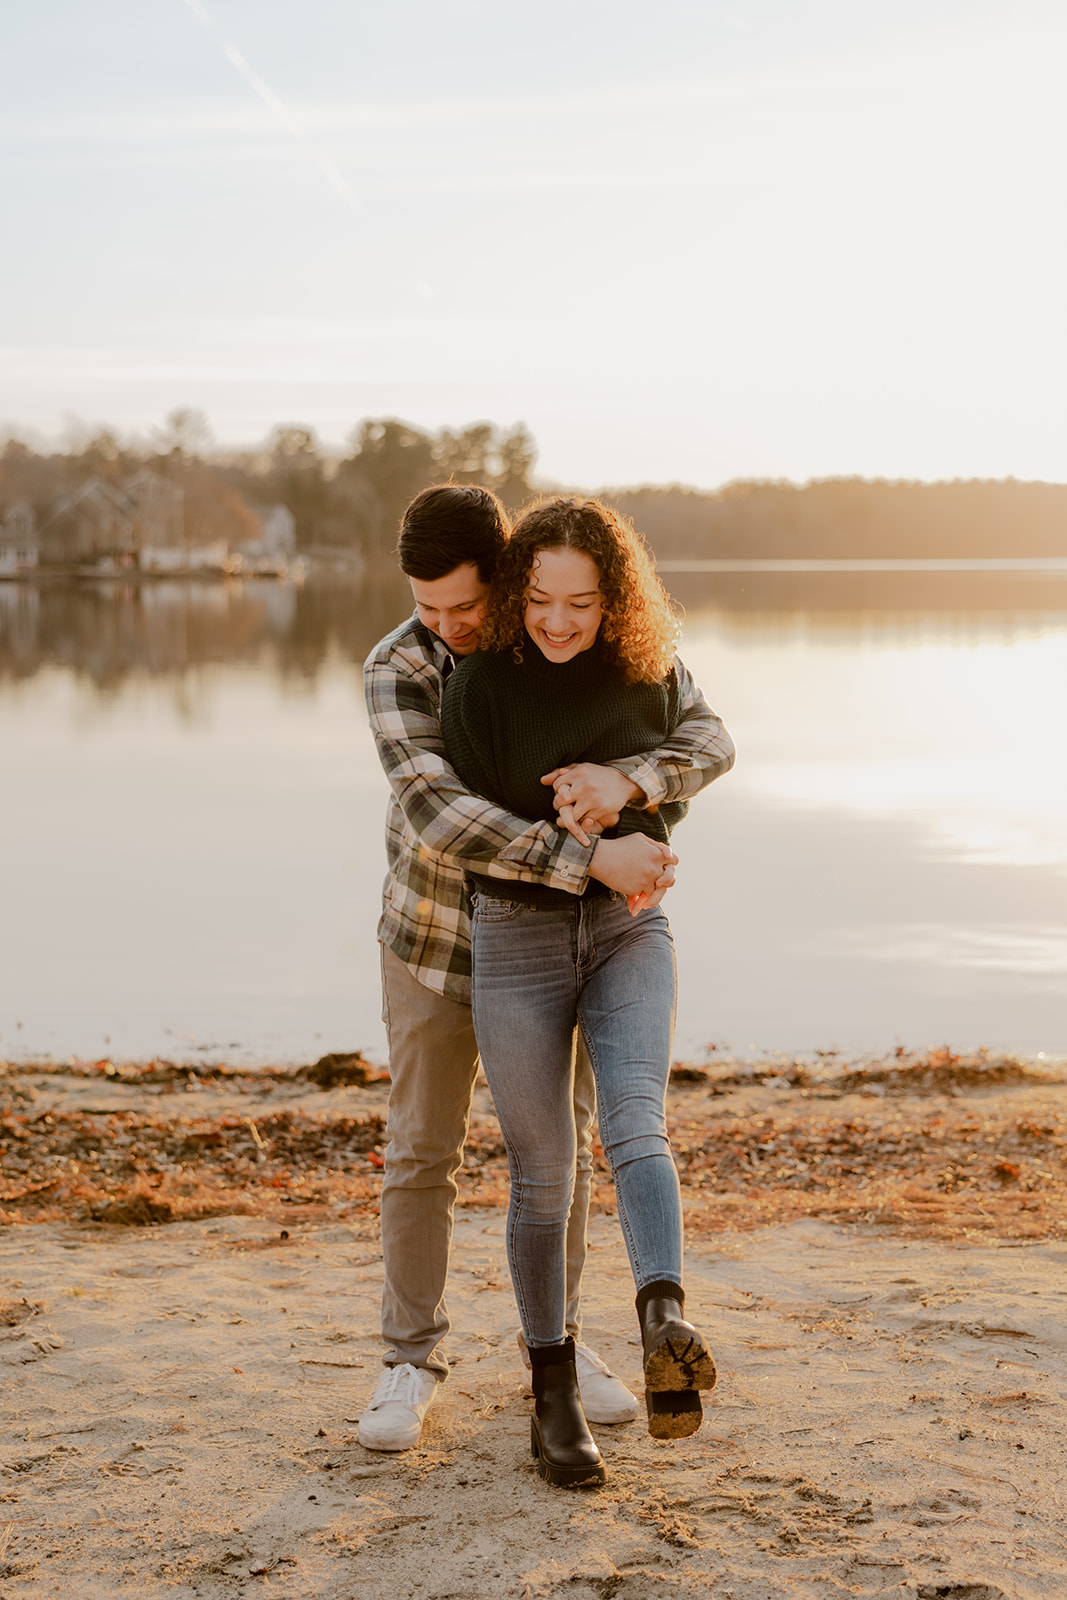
[{"x1": 2, "y1": 567, "x2": 1065, "y2": 1065}]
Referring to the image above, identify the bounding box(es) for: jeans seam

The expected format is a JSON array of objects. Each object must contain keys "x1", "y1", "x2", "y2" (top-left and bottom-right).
[
  {"x1": 592, "y1": 1028, "x2": 649, "y2": 1287},
  {"x1": 500, "y1": 1128, "x2": 538, "y2": 1341},
  {"x1": 578, "y1": 1016, "x2": 648, "y2": 1284},
  {"x1": 576, "y1": 897, "x2": 596, "y2": 978}
]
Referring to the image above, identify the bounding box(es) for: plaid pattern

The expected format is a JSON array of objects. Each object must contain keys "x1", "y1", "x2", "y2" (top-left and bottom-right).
[{"x1": 364, "y1": 612, "x2": 735, "y2": 1003}]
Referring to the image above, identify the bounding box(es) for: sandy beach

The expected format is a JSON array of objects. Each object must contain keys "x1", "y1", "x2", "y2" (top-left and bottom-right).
[{"x1": 3, "y1": 1052, "x2": 1067, "y2": 1599}]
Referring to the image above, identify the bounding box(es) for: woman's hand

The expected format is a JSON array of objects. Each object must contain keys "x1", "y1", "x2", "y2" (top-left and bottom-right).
[
  {"x1": 626, "y1": 885, "x2": 670, "y2": 916},
  {"x1": 541, "y1": 763, "x2": 645, "y2": 846},
  {"x1": 625, "y1": 855, "x2": 677, "y2": 916},
  {"x1": 587, "y1": 834, "x2": 677, "y2": 901}
]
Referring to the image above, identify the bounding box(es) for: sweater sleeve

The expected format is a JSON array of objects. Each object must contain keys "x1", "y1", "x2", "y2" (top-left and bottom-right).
[
  {"x1": 610, "y1": 667, "x2": 689, "y2": 843},
  {"x1": 603, "y1": 656, "x2": 735, "y2": 808}
]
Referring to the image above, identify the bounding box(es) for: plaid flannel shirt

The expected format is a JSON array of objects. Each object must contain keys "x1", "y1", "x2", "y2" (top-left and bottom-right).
[{"x1": 364, "y1": 612, "x2": 735, "y2": 1004}]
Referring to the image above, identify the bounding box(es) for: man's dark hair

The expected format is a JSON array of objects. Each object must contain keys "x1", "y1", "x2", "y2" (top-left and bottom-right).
[{"x1": 397, "y1": 483, "x2": 510, "y2": 583}]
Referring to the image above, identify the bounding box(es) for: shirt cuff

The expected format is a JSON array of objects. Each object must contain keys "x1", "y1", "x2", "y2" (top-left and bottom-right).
[
  {"x1": 551, "y1": 828, "x2": 599, "y2": 889},
  {"x1": 485, "y1": 824, "x2": 598, "y2": 894},
  {"x1": 607, "y1": 756, "x2": 667, "y2": 810}
]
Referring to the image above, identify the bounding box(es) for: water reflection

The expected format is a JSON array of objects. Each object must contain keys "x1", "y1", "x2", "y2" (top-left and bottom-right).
[
  {"x1": 3, "y1": 566, "x2": 1065, "y2": 693},
  {"x1": 693, "y1": 620, "x2": 1067, "y2": 875},
  {"x1": 672, "y1": 592, "x2": 1067, "y2": 1056},
  {"x1": 2, "y1": 568, "x2": 1065, "y2": 1063},
  {"x1": 0, "y1": 569, "x2": 412, "y2": 694},
  {"x1": 676, "y1": 566, "x2": 1067, "y2": 619}
]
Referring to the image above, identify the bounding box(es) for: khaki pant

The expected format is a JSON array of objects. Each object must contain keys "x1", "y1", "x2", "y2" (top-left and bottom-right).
[{"x1": 379, "y1": 944, "x2": 596, "y2": 1377}]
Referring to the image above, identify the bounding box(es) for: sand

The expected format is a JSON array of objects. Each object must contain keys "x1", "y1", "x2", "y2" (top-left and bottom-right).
[{"x1": 3, "y1": 1057, "x2": 1067, "y2": 1599}]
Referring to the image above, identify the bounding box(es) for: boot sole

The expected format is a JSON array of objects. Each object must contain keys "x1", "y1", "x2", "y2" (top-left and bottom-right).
[
  {"x1": 646, "y1": 1388, "x2": 703, "y2": 1439},
  {"x1": 530, "y1": 1419, "x2": 607, "y2": 1489},
  {"x1": 643, "y1": 1325, "x2": 718, "y2": 1394},
  {"x1": 642, "y1": 1323, "x2": 716, "y2": 1440}
]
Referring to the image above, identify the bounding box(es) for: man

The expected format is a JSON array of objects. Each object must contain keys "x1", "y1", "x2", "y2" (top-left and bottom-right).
[{"x1": 360, "y1": 483, "x2": 735, "y2": 1451}]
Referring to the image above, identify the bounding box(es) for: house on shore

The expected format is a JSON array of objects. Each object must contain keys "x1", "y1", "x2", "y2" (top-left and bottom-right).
[
  {"x1": 228, "y1": 504, "x2": 299, "y2": 574},
  {"x1": 41, "y1": 479, "x2": 138, "y2": 566},
  {"x1": 36, "y1": 474, "x2": 300, "y2": 576},
  {"x1": 140, "y1": 539, "x2": 230, "y2": 574},
  {"x1": 40, "y1": 471, "x2": 187, "y2": 569}
]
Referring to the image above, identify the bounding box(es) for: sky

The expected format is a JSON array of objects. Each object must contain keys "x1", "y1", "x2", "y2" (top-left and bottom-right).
[{"x1": 3, "y1": 0, "x2": 1066, "y2": 489}]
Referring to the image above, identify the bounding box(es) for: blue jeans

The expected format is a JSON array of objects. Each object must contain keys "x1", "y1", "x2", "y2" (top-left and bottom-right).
[
  {"x1": 471, "y1": 890, "x2": 682, "y2": 1347},
  {"x1": 378, "y1": 946, "x2": 597, "y2": 1374}
]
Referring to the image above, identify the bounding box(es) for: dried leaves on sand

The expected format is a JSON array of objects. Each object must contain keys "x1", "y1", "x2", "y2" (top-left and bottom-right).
[{"x1": 1, "y1": 1049, "x2": 1065, "y2": 1242}]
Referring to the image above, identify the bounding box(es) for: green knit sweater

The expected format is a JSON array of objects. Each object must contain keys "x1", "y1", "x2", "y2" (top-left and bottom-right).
[{"x1": 441, "y1": 638, "x2": 687, "y2": 906}]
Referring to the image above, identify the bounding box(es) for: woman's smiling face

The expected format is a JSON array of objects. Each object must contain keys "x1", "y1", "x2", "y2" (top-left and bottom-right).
[{"x1": 524, "y1": 546, "x2": 604, "y2": 662}]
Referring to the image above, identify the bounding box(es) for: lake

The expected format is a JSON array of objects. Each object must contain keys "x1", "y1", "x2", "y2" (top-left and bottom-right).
[{"x1": 2, "y1": 564, "x2": 1065, "y2": 1066}]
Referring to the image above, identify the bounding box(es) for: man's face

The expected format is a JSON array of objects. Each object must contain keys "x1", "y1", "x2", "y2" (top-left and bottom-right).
[{"x1": 409, "y1": 563, "x2": 489, "y2": 657}]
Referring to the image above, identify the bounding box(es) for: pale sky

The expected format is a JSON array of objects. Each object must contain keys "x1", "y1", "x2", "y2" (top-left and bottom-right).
[{"x1": 3, "y1": 0, "x2": 1065, "y2": 488}]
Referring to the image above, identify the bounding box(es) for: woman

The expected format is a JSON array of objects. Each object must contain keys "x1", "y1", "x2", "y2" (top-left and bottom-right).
[{"x1": 441, "y1": 497, "x2": 717, "y2": 1489}]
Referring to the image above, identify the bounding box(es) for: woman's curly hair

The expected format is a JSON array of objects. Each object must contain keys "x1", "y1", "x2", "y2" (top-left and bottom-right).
[{"x1": 479, "y1": 497, "x2": 680, "y2": 684}]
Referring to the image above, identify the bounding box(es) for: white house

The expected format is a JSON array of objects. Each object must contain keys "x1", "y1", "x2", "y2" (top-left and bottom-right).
[
  {"x1": 229, "y1": 503, "x2": 298, "y2": 573},
  {"x1": 140, "y1": 540, "x2": 230, "y2": 574}
]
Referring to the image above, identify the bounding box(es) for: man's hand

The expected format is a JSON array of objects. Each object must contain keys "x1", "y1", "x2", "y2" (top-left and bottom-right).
[
  {"x1": 587, "y1": 835, "x2": 677, "y2": 904},
  {"x1": 542, "y1": 763, "x2": 645, "y2": 846}
]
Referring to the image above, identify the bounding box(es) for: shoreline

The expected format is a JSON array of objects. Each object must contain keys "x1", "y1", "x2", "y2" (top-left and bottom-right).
[{"x1": 3, "y1": 1048, "x2": 1066, "y2": 1242}]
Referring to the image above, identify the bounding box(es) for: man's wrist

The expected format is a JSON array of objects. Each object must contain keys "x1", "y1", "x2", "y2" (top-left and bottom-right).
[{"x1": 607, "y1": 758, "x2": 661, "y2": 809}]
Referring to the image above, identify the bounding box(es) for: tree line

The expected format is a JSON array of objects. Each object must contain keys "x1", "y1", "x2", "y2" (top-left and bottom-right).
[
  {"x1": 2, "y1": 410, "x2": 1064, "y2": 561},
  {"x1": 0, "y1": 413, "x2": 536, "y2": 565},
  {"x1": 610, "y1": 479, "x2": 1067, "y2": 560}
]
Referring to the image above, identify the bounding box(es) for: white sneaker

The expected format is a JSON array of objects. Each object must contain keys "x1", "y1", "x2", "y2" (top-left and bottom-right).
[
  {"x1": 574, "y1": 1342, "x2": 640, "y2": 1424},
  {"x1": 357, "y1": 1363, "x2": 438, "y2": 1451},
  {"x1": 517, "y1": 1333, "x2": 639, "y2": 1425}
]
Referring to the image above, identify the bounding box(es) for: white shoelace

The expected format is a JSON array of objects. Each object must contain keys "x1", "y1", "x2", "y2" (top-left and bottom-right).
[
  {"x1": 574, "y1": 1343, "x2": 616, "y2": 1378},
  {"x1": 370, "y1": 1363, "x2": 427, "y2": 1408}
]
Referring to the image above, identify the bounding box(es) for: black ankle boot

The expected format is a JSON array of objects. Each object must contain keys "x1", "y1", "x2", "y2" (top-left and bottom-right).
[
  {"x1": 636, "y1": 1280, "x2": 717, "y2": 1440},
  {"x1": 528, "y1": 1337, "x2": 606, "y2": 1488}
]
